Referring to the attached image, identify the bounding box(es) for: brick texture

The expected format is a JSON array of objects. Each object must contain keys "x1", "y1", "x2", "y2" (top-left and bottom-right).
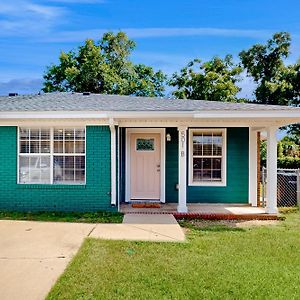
[{"x1": 0, "y1": 126, "x2": 114, "y2": 212}]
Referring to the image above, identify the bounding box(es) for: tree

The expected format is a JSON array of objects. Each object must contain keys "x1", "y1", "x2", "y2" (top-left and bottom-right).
[
  {"x1": 169, "y1": 55, "x2": 242, "y2": 101},
  {"x1": 43, "y1": 32, "x2": 166, "y2": 97},
  {"x1": 239, "y1": 32, "x2": 297, "y2": 105}
]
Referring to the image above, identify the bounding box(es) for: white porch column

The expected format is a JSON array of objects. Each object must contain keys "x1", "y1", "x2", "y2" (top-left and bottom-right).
[
  {"x1": 109, "y1": 121, "x2": 117, "y2": 206},
  {"x1": 177, "y1": 126, "x2": 188, "y2": 213},
  {"x1": 249, "y1": 128, "x2": 258, "y2": 206},
  {"x1": 266, "y1": 126, "x2": 278, "y2": 214}
]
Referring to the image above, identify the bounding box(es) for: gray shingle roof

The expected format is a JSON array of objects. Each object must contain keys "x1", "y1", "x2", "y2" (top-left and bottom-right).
[{"x1": 0, "y1": 92, "x2": 299, "y2": 112}]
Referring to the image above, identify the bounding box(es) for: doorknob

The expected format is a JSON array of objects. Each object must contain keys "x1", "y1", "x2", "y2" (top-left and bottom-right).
[{"x1": 156, "y1": 163, "x2": 160, "y2": 167}]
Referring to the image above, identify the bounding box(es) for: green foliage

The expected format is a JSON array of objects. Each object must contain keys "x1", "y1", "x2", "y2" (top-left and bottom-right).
[
  {"x1": 169, "y1": 55, "x2": 243, "y2": 101},
  {"x1": 43, "y1": 32, "x2": 166, "y2": 97},
  {"x1": 240, "y1": 32, "x2": 300, "y2": 107},
  {"x1": 277, "y1": 157, "x2": 300, "y2": 169},
  {"x1": 261, "y1": 136, "x2": 300, "y2": 168}
]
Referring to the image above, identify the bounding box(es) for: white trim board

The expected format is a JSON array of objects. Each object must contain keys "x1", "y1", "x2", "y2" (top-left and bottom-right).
[{"x1": 125, "y1": 128, "x2": 166, "y2": 203}]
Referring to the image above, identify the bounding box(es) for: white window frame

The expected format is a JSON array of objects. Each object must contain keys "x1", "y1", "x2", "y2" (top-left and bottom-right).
[
  {"x1": 17, "y1": 126, "x2": 86, "y2": 185},
  {"x1": 188, "y1": 128, "x2": 227, "y2": 187}
]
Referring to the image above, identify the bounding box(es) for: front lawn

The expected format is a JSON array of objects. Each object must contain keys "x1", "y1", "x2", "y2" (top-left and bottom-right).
[
  {"x1": 47, "y1": 211, "x2": 300, "y2": 299},
  {"x1": 0, "y1": 211, "x2": 123, "y2": 223}
]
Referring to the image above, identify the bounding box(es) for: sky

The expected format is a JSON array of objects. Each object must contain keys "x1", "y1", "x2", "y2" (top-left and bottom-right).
[{"x1": 0, "y1": 0, "x2": 300, "y2": 97}]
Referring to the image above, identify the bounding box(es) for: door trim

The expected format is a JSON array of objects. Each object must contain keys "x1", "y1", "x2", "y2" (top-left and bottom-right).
[{"x1": 125, "y1": 128, "x2": 166, "y2": 203}]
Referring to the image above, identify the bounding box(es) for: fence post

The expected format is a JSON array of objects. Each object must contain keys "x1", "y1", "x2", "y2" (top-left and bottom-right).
[{"x1": 297, "y1": 169, "x2": 300, "y2": 208}]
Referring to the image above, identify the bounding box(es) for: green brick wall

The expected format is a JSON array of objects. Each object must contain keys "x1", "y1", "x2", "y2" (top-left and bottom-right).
[
  {"x1": 165, "y1": 127, "x2": 249, "y2": 203},
  {"x1": 0, "y1": 126, "x2": 114, "y2": 212}
]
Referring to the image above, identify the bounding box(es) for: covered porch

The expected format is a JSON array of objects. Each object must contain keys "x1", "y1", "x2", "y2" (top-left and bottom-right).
[{"x1": 108, "y1": 108, "x2": 300, "y2": 215}]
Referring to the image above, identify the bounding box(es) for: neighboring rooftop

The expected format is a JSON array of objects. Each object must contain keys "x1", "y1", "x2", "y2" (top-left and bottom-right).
[{"x1": 0, "y1": 92, "x2": 299, "y2": 112}]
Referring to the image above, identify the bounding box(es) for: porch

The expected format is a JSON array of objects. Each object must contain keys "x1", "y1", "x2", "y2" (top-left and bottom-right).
[
  {"x1": 115, "y1": 125, "x2": 279, "y2": 215},
  {"x1": 120, "y1": 203, "x2": 280, "y2": 220}
]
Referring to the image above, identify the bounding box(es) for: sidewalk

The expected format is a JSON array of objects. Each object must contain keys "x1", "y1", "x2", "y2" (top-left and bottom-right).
[{"x1": 90, "y1": 214, "x2": 185, "y2": 242}]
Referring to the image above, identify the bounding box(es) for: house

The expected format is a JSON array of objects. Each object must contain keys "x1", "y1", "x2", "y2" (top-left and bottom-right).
[{"x1": 0, "y1": 92, "x2": 299, "y2": 214}]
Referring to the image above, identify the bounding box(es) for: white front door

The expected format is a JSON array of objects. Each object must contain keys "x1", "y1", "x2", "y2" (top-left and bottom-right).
[{"x1": 130, "y1": 133, "x2": 161, "y2": 200}]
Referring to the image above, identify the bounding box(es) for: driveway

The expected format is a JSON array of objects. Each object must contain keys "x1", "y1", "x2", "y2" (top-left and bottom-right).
[{"x1": 0, "y1": 220, "x2": 95, "y2": 300}]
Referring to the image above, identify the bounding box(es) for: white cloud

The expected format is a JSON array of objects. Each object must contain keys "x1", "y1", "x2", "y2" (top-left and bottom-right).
[
  {"x1": 0, "y1": 78, "x2": 43, "y2": 96},
  {"x1": 43, "y1": 27, "x2": 276, "y2": 43},
  {"x1": 0, "y1": 1, "x2": 66, "y2": 36}
]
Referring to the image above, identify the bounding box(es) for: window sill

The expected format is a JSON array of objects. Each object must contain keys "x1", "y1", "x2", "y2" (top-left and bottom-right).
[
  {"x1": 17, "y1": 184, "x2": 86, "y2": 190},
  {"x1": 188, "y1": 181, "x2": 227, "y2": 187}
]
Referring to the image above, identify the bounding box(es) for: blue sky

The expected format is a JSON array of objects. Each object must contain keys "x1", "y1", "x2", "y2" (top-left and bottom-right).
[{"x1": 0, "y1": 0, "x2": 300, "y2": 97}]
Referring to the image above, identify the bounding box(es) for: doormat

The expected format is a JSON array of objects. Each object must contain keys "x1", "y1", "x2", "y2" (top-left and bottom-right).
[{"x1": 131, "y1": 203, "x2": 161, "y2": 208}]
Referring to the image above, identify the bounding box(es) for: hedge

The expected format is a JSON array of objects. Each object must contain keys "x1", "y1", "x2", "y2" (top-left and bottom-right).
[{"x1": 261, "y1": 157, "x2": 300, "y2": 169}]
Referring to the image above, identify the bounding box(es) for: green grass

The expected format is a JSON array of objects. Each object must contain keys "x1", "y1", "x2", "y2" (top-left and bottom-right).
[
  {"x1": 47, "y1": 212, "x2": 300, "y2": 300},
  {"x1": 0, "y1": 211, "x2": 123, "y2": 223}
]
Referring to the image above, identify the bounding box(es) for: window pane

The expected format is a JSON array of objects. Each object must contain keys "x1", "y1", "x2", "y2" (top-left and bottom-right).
[
  {"x1": 54, "y1": 141, "x2": 63, "y2": 153},
  {"x1": 193, "y1": 133, "x2": 202, "y2": 156},
  {"x1": 20, "y1": 140, "x2": 30, "y2": 153},
  {"x1": 75, "y1": 129, "x2": 85, "y2": 139},
  {"x1": 212, "y1": 158, "x2": 222, "y2": 170},
  {"x1": 212, "y1": 170, "x2": 222, "y2": 180},
  {"x1": 202, "y1": 133, "x2": 212, "y2": 156},
  {"x1": 30, "y1": 141, "x2": 40, "y2": 153},
  {"x1": 75, "y1": 156, "x2": 85, "y2": 182},
  {"x1": 40, "y1": 140, "x2": 50, "y2": 153},
  {"x1": 64, "y1": 141, "x2": 75, "y2": 153},
  {"x1": 53, "y1": 156, "x2": 63, "y2": 182},
  {"x1": 20, "y1": 128, "x2": 29, "y2": 139},
  {"x1": 19, "y1": 156, "x2": 30, "y2": 183},
  {"x1": 212, "y1": 134, "x2": 222, "y2": 156},
  {"x1": 75, "y1": 156, "x2": 85, "y2": 169},
  {"x1": 40, "y1": 156, "x2": 51, "y2": 183},
  {"x1": 30, "y1": 129, "x2": 40, "y2": 140},
  {"x1": 193, "y1": 158, "x2": 202, "y2": 181},
  {"x1": 54, "y1": 129, "x2": 64, "y2": 140},
  {"x1": 40, "y1": 129, "x2": 50, "y2": 140},
  {"x1": 136, "y1": 138, "x2": 154, "y2": 151},
  {"x1": 75, "y1": 141, "x2": 85, "y2": 153},
  {"x1": 19, "y1": 156, "x2": 50, "y2": 184},
  {"x1": 64, "y1": 156, "x2": 75, "y2": 182},
  {"x1": 65, "y1": 129, "x2": 74, "y2": 140}
]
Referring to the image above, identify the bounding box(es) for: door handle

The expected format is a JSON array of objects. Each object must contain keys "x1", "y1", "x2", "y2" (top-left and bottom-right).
[{"x1": 156, "y1": 164, "x2": 160, "y2": 168}]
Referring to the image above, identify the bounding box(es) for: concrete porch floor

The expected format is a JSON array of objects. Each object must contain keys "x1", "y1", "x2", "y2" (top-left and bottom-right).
[{"x1": 120, "y1": 203, "x2": 277, "y2": 219}]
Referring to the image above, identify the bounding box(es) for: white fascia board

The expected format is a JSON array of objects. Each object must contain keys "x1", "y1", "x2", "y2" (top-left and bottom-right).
[
  {"x1": 193, "y1": 110, "x2": 300, "y2": 119},
  {"x1": 0, "y1": 111, "x2": 109, "y2": 119},
  {"x1": 1, "y1": 109, "x2": 300, "y2": 121}
]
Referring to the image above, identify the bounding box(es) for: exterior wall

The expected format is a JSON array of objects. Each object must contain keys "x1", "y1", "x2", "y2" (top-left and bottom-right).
[
  {"x1": 165, "y1": 127, "x2": 249, "y2": 203},
  {"x1": 166, "y1": 127, "x2": 179, "y2": 202},
  {"x1": 0, "y1": 125, "x2": 114, "y2": 212},
  {"x1": 187, "y1": 127, "x2": 249, "y2": 203}
]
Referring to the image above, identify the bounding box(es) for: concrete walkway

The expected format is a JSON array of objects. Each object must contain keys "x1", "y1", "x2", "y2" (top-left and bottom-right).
[
  {"x1": 90, "y1": 214, "x2": 185, "y2": 242},
  {"x1": 0, "y1": 220, "x2": 95, "y2": 300}
]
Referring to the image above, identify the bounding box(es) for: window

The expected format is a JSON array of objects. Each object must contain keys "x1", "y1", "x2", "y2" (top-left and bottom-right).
[
  {"x1": 136, "y1": 138, "x2": 155, "y2": 151},
  {"x1": 189, "y1": 129, "x2": 226, "y2": 186},
  {"x1": 19, "y1": 128, "x2": 85, "y2": 184}
]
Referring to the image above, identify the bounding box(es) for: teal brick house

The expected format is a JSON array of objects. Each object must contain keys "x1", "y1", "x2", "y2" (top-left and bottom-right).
[{"x1": 0, "y1": 92, "x2": 299, "y2": 214}]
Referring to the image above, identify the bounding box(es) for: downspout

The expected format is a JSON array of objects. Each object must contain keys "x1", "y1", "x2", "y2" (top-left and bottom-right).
[{"x1": 109, "y1": 118, "x2": 117, "y2": 207}]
